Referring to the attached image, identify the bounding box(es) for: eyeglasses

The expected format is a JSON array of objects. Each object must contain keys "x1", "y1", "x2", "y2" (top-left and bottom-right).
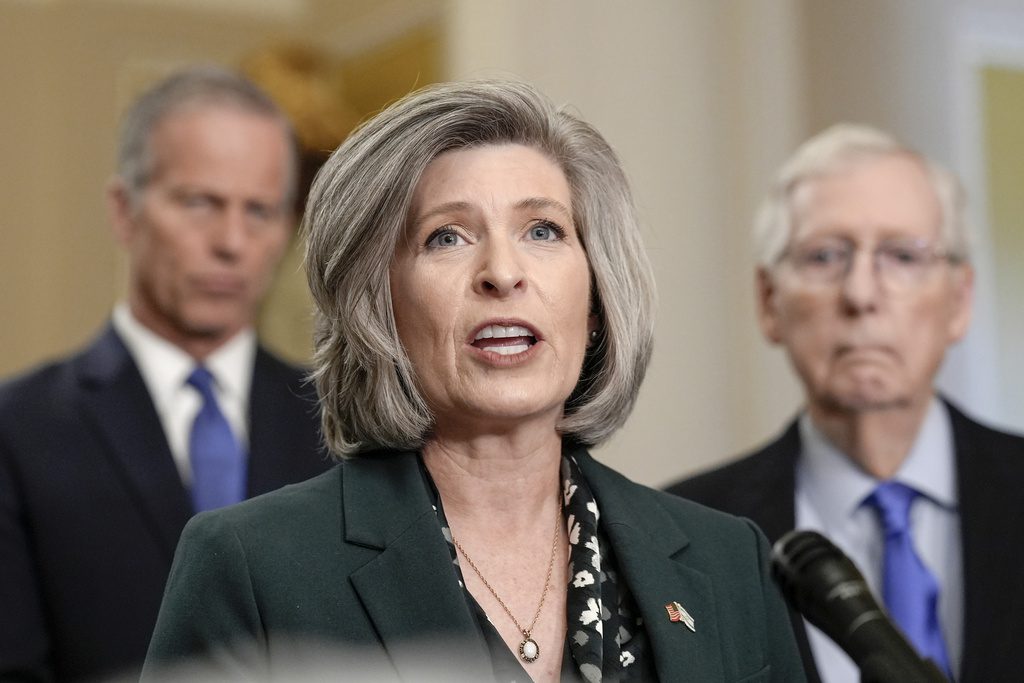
[{"x1": 780, "y1": 236, "x2": 956, "y2": 289}]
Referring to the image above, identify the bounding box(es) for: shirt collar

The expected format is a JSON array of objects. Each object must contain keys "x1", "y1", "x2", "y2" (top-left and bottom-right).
[
  {"x1": 111, "y1": 303, "x2": 256, "y2": 401},
  {"x1": 799, "y1": 414, "x2": 878, "y2": 531},
  {"x1": 204, "y1": 325, "x2": 256, "y2": 406},
  {"x1": 892, "y1": 397, "x2": 958, "y2": 509},
  {"x1": 799, "y1": 396, "x2": 958, "y2": 526}
]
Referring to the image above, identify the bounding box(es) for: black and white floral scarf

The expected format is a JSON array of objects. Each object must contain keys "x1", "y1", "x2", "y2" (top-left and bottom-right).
[{"x1": 426, "y1": 452, "x2": 652, "y2": 682}]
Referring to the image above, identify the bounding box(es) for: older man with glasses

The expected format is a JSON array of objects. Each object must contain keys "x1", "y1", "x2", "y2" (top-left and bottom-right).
[{"x1": 667, "y1": 124, "x2": 1024, "y2": 683}]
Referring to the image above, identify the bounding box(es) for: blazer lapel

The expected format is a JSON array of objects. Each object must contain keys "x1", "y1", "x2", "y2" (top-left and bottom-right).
[
  {"x1": 342, "y1": 452, "x2": 493, "y2": 681},
  {"x1": 743, "y1": 420, "x2": 801, "y2": 544},
  {"x1": 578, "y1": 452, "x2": 725, "y2": 681},
  {"x1": 246, "y1": 347, "x2": 324, "y2": 496},
  {"x1": 752, "y1": 420, "x2": 822, "y2": 683},
  {"x1": 75, "y1": 326, "x2": 192, "y2": 559},
  {"x1": 947, "y1": 401, "x2": 1024, "y2": 682},
  {"x1": 607, "y1": 524, "x2": 724, "y2": 681}
]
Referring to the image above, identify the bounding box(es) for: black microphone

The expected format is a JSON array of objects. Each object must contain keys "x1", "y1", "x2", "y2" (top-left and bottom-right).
[{"x1": 771, "y1": 530, "x2": 948, "y2": 683}]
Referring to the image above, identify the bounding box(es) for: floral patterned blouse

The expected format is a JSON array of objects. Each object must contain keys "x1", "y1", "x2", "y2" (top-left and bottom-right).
[{"x1": 422, "y1": 447, "x2": 657, "y2": 682}]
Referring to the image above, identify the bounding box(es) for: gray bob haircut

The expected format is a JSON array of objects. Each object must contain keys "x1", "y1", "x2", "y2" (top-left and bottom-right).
[
  {"x1": 116, "y1": 64, "x2": 299, "y2": 205},
  {"x1": 304, "y1": 79, "x2": 656, "y2": 457},
  {"x1": 754, "y1": 123, "x2": 970, "y2": 269}
]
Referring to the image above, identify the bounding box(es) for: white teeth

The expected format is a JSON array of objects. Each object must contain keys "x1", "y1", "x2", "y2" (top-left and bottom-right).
[
  {"x1": 474, "y1": 324, "x2": 534, "y2": 340},
  {"x1": 485, "y1": 344, "x2": 530, "y2": 356}
]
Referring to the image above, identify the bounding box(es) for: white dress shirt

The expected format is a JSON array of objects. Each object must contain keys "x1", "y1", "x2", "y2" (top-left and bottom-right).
[
  {"x1": 795, "y1": 397, "x2": 962, "y2": 683},
  {"x1": 112, "y1": 304, "x2": 256, "y2": 485}
]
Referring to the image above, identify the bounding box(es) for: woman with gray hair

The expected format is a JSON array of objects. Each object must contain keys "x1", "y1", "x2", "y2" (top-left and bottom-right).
[{"x1": 144, "y1": 80, "x2": 805, "y2": 682}]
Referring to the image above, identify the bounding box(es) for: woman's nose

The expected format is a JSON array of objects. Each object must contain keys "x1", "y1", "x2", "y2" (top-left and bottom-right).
[{"x1": 474, "y1": 237, "x2": 526, "y2": 297}]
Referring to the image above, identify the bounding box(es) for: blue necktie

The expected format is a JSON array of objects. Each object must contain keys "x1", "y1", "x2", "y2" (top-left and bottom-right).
[
  {"x1": 186, "y1": 366, "x2": 246, "y2": 512},
  {"x1": 865, "y1": 481, "x2": 952, "y2": 678}
]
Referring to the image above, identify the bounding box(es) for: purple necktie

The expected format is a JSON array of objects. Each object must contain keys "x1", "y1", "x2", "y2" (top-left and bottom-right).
[
  {"x1": 186, "y1": 367, "x2": 246, "y2": 512},
  {"x1": 865, "y1": 481, "x2": 952, "y2": 679}
]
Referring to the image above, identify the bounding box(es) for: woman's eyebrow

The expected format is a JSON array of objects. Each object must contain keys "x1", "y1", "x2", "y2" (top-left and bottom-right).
[
  {"x1": 515, "y1": 197, "x2": 572, "y2": 221},
  {"x1": 410, "y1": 201, "x2": 474, "y2": 230},
  {"x1": 412, "y1": 197, "x2": 572, "y2": 230}
]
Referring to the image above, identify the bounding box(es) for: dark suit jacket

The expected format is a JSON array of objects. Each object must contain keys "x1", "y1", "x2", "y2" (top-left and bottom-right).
[
  {"x1": 664, "y1": 400, "x2": 1024, "y2": 683},
  {"x1": 0, "y1": 325, "x2": 332, "y2": 683},
  {"x1": 143, "y1": 448, "x2": 806, "y2": 682}
]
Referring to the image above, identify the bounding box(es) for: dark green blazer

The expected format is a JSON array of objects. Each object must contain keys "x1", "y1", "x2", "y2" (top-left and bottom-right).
[{"x1": 144, "y1": 449, "x2": 805, "y2": 682}]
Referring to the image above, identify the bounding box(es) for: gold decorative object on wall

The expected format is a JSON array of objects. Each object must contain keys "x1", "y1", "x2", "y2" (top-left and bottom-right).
[
  {"x1": 242, "y1": 44, "x2": 360, "y2": 152},
  {"x1": 241, "y1": 44, "x2": 361, "y2": 214},
  {"x1": 240, "y1": 32, "x2": 441, "y2": 364}
]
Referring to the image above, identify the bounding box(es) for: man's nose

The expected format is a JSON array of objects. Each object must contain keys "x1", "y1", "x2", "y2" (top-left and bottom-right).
[
  {"x1": 839, "y1": 249, "x2": 882, "y2": 312},
  {"x1": 210, "y1": 207, "x2": 247, "y2": 257}
]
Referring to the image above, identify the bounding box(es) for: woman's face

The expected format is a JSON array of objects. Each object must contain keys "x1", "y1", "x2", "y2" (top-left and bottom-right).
[{"x1": 390, "y1": 143, "x2": 594, "y2": 435}]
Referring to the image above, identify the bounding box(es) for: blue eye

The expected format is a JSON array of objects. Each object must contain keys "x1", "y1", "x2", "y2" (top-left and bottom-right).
[
  {"x1": 881, "y1": 245, "x2": 924, "y2": 265},
  {"x1": 795, "y1": 243, "x2": 849, "y2": 268},
  {"x1": 246, "y1": 202, "x2": 280, "y2": 222},
  {"x1": 425, "y1": 227, "x2": 467, "y2": 248},
  {"x1": 809, "y1": 248, "x2": 843, "y2": 264},
  {"x1": 528, "y1": 221, "x2": 564, "y2": 242},
  {"x1": 181, "y1": 194, "x2": 215, "y2": 210}
]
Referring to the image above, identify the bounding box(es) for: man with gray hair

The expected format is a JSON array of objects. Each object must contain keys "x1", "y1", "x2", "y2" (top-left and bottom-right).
[
  {"x1": 667, "y1": 124, "x2": 1024, "y2": 683},
  {"x1": 0, "y1": 66, "x2": 330, "y2": 681}
]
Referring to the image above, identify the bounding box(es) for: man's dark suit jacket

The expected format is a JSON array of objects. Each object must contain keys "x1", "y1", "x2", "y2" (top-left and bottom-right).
[
  {"x1": 143, "y1": 448, "x2": 807, "y2": 682},
  {"x1": 665, "y1": 400, "x2": 1024, "y2": 683},
  {"x1": 0, "y1": 325, "x2": 332, "y2": 682}
]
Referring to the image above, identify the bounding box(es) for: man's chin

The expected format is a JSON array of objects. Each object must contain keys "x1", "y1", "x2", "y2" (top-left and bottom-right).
[
  {"x1": 820, "y1": 390, "x2": 911, "y2": 414},
  {"x1": 180, "y1": 316, "x2": 243, "y2": 342}
]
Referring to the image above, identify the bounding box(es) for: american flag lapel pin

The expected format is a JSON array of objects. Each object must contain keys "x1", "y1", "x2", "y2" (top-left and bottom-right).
[{"x1": 664, "y1": 601, "x2": 696, "y2": 632}]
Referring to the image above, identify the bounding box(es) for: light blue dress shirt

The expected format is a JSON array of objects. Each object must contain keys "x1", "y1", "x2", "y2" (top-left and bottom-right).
[{"x1": 795, "y1": 397, "x2": 962, "y2": 683}]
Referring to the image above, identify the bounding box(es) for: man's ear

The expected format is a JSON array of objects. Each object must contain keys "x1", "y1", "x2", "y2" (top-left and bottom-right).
[
  {"x1": 947, "y1": 263, "x2": 975, "y2": 344},
  {"x1": 106, "y1": 177, "x2": 135, "y2": 247},
  {"x1": 756, "y1": 267, "x2": 783, "y2": 345}
]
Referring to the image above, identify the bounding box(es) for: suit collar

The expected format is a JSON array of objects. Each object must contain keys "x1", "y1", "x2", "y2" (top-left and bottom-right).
[
  {"x1": 245, "y1": 347, "x2": 325, "y2": 496},
  {"x1": 945, "y1": 398, "x2": 1024, "y2": 682},
  {"x1": 728, "y1": 421, "x2": 819, "y2": 682},
  {"x1": 342, "y1": 448, "x2": 720, "y2": 681},
  {"x1": 574, "y1": 449, "x2": 689, "y2": 556},
  {"x1": 744, "y1": 419, "x2": 801, "y2": 543},
  {"x1": 341, "y1": 452, "x2": 493, "y2": 681},
  {"x1": 75, "y1": 325, "x2": 192, "y2": 558},
  {"x1": 575, "y1": 450, "x2": 726, "y2": 681}
]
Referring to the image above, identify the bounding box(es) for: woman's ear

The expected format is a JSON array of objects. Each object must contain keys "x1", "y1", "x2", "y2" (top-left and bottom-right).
[{"x1": 587, "y1": 314, "x2": 599, "y2": 347}]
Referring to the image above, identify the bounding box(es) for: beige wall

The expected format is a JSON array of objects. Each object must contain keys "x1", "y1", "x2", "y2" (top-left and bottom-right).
[
  {"x1": 0, "y1": 0, "x2": 442, "y2": 373},
  {"x1": 2, "y1": 0, "x2": 1016, "y2": 487},
  {"x1": 0, "y1": 2, "x2": 299, "y2": 375},
  {"x1": 982, "y1": 66, "x2": 1024, "y2": 429},
  {"x1": 443, "y1": 0, "x2": 1024, "y2": 484},
  {"x1": 444, "y1": 0, "x2": 808, "y2": 486}
]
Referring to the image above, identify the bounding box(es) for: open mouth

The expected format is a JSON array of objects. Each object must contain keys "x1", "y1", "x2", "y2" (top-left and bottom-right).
[{"x1": 471, "y1": 324, "x2": 538, "y2": 356}]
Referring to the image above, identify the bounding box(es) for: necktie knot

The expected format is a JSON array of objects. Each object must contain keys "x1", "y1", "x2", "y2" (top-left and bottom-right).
[
  {"x1": 187, "y1": 366, "x2": 217, "y2": 398},
  {"x1": 866, "y1": 480, "x2": 919, "y2": 537}
]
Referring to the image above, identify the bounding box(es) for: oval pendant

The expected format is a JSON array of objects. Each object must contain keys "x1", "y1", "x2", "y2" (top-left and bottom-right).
[{"x1": 519, "y1": 637, "x2": 540, "y2": 662}]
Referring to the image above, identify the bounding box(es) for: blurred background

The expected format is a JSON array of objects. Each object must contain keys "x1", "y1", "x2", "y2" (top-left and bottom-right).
[{"x1": 1, "y1": 0, "x2": 1021, "y2": 487}]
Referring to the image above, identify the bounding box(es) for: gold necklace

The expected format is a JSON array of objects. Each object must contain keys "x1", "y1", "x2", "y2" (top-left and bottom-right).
[{"x1": 451, "y1": 501, "x2": 562, "y2": 663}]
